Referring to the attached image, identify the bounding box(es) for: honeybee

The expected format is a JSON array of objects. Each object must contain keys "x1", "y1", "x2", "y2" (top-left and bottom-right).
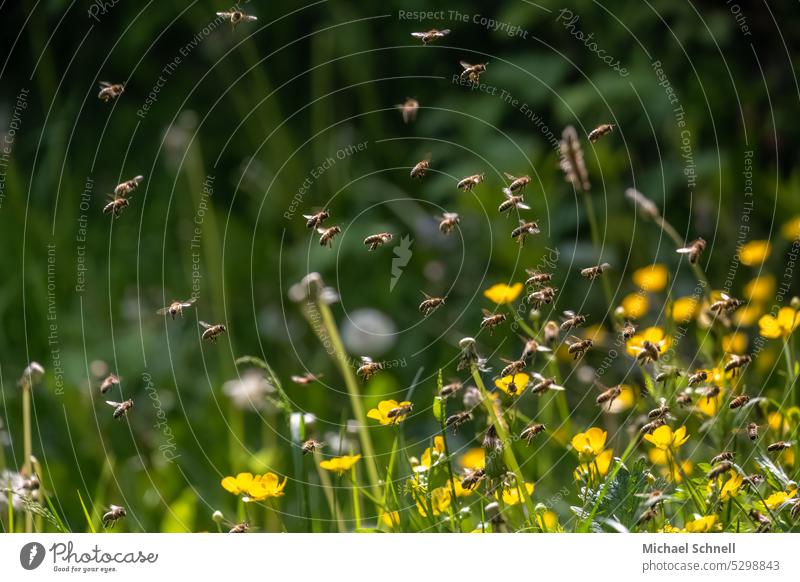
[
  {"x1": 106, "y1": 399, "x2": 133, "y2": 420},
  {"x1": 459, "y1": 61, "x2": 487, "y2": 84},
  {"x1": 767, "y1": 441, "x2": 793, "y2": 452},
  {"x1": 290, "y1": 372, "x2": 324, "y2": 385},
  {"x1": 457, "y1": 173, "x2": 484, "y2": 191},
  {"x1": 511, "y1": 220, "x2": 540, "y2": 245},
  {"x1": 498, "y1": 192, "x2": 530, "y2": 213},
  {"x1": 228, "y1": 521, "x2": 250, "y2": 533},
  {"x1": 648, "y1": 398, "x2": 669, "y2": 420},
  {"x1": 710, "y1": 451, "x2": 734, "y2": 465},
  {"x1": 729, "y1": 395, "x2": 751, "y2": 409},
  {"x1": 19, "y1": 474, "x2": 40, "y2": 492},
  {"x1": 676, "y1": 391, "x2": 692, "y2": 408},
  {"x1": 520, "y1": 423, "x2": 546, "y2": 445},
  {"x1": 588, "y1": 124, "x2": 614, "y2": 143},
  {"x1": 387, "y1": 402, "x2": 413, "y2": 423},
  {"x1": 303, "y1": 210, "x2": 329, "y2": 229},
  {"x1": 560, "y1": 311, "x2": 586, "y2": 331},
  {"x1": 364, "y1": 232, "x2": 393, "y2": 251},
  {"x1": 640, "y1": 418, "x2": 666, "y2": 435},
  {"x1": 98, "y1": 81, "x2": 124, "y2": 101},
  {"x1": 709, "y1": 293, "x2": 742, "y2": 315},
  {"x1": 749, "y1": 509, "x2": 771, "y2": 532},
  {"x1": 621, "y1": 321, "x2": 637, "y2": 340},
  {"x1": 502, "y1": 173, "x2": 530, "y2": 195},
  {"x1": 410, "y1": 159, "x2": 430, "y2": 179},
  {"x1": 445, "y1": 410, "x2": 471, "y2": 434},
  {"x1": 543, "y1": 321, "x2": 560, "y2": 345},
  {"x1": 724, "y1": 354, "x2": 751, "y2": 376},
  {"x1": 103, "y1": 196, "x2": 130, "y2": 218},
  {"x1": 519, "y1": 337, "x2": 551, "y2": 361},
  {"x1": 655, "y1": 366, "x2": 682, "y2": 383},
  {"x1": 461, "y1": 468, "x2": 486, "y2": 490},
  {"x1": 440, "y1": 380, "x2": 463, "y2": 399},
  {"x1": 530, "y1": 373, "x2": 565, "y2": 395},
  {"x1": 630, "y1": 340, "x2": 662, "y2": 364},
  {"x1": 636, "y1": 507, "x2": 658, "y2": 526},
  {"x1": 580, "y1": 263, "x2": 611, "y2": 279},
  {"x1": 419, "y1": 292, "x2": 446, "y2": 317},
  {"x1": 99, "y1": 373, "x2": 120, "y2": 394},
  {"x1": 157, "y1": 298, "x2": 196, "y2": 319},
  {"x1": 411, "y1": 29, "x2": 450, "y2": 45},
  {"x1": 526, "y1": 286, "x2": 556, "y2": 307},
  {"x1": 102, "y1": 505, "x2": 127, "y2": 528},
  {"x1": 567, "y1": 337, "x2": 592, "y2": 359},
  {"x1": 396, "y1": 98, "x2": 419, "y2": 123},
  {"x1": 687, "y1": 370, "x2": 708, "y2": 386},
  {"x1": 746, "y1": 422, "x2": 760, "y2": 441},
  {"x1": 199, "y1": 321, "x2": 227, "y2": 342},
  {"x1": 216, "y1": 10, "x2": 258, "y2": 28},
  {"x1": 636, "y1": 489, "x2": 669, "y2": 508},
  {"x1": 707, "y1": 460, "x2": 733, "y2": 479},
  {"x1": 356, "y1": 356, "x2": 382, "y2": 380},
  {"x1": 702, "y1": 385, "x2": 720, "y2": 403},
  {"x1": 437, "y1": 212, "x2": 460, "y2": 234},
  {"x1": 317, "y1": 226, "x2": 341, "y2": 247},
  {"x1": 525, "y1": 269, "x2": 551, "y2": 287},
  {"x1": 498, "y1": 358, "x2": 527, "y2": 378},
  {"x1": 301, "y1": 439, "x2": 325, "y2": 455},
  {"x1": 114, "y1": 175, "x2": 143, "y2": 197},
  {"x1": 596, "y1": 384, "x2": 622, "y2": 409},
  {"x1": 676, "y1": 237, "x2": 706, "y2": 264},
  {"x1": 480, "y1": 309, "x2": 506, "y2": 334}
]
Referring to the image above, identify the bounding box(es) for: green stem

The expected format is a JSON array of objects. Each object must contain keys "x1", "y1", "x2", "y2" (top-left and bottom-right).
[
  {"x1": 582, "y1": 192, "x2": 615, "y2": 320},
  {"x1": 580, "y1": 436, "x2": 638, "y2": 532},
  {"x1": 782, "y1": 338, "x2": 797, "y2": 407},
  {"x1": 655, "y1": 215, "x2": 711, "y2": 297},
  {"x1": 22, "y1": 383, "x2": 32, "y2": 533}
]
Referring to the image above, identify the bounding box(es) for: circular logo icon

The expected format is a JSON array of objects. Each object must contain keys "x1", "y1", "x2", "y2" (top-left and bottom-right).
[{"x1": 20, "y1": 542, "x2": 46, "y2": 570}]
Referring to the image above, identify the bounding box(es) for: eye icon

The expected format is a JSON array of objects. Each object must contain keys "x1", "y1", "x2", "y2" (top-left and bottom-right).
[{"x1": 20, "y1": 542, "x2": 46, "y2": 570}]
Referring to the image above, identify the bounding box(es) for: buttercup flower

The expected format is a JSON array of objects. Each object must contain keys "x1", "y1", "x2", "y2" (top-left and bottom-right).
[
  {"x1": 574, "y1": 448, "x2": 614, "y2": 480},
  {"x1": 763, "y1": 490, "x2": 796, "y2": 510},
  {"x1": 621, "y1": 293, "x2": 649, "y2": 319},
  {"x1": 381, "y1": 511, "x2": 400, "y2": 528},
  {"x1": 671, "y1": 297, "x2": 699, "y2": 323},
  {"x1": 644, "y1": 425, "x2": 689, "y2": 451},
  {"x1": 632, "y1": 264, "x2": 668, "y2": 292},
  {"x1": 744, "y1": 275, "x2": 775, "y2": 303},
  {"x1": 320, "y1": 454, "x2": 361, "y2": 474},
  {"x1": 483, "y1": 282, "x2": 523, "y2": 304},
  {"x1": 496, "y1": 482, "x2": 535, "y2": 505},
  {"x1": 536, "y1": 510, "x2": 558, "y2": 531},
  {"x1": 221, "y1": 472, "x2": 256, "y2": 495},
  {"x1": 759, "y1": 307, "x2": 800, "y2": 339},
  {"x1": 781, "y1": 215, "x2": 800, "y2": 241},
  {"x1": 738, "y1": 240, "x2": 771, "y2": 266},
  {"x1": 417, "y1": 436, "x2": 446, "y2": 471},
  {"x1": 683, "y1": 515, "x2": 718, "y2": 533},
  {"x1": 245, "y1": 472, "x2": 288, "y2": 501},
  {"x1": 460, "y1": 448, "x2": 485, "y2": 470},
  {"x1": 719, "y1": 472, "x2": 743, "y2": 501},
  {"x1": 722, "y1": 332, "x2": 748, "y2": 354},
  {"x1": 494, "y1": 373, "x2": 529, "y2": 397},
  {"x1": 367, "y1": 399, "x2": 412, "y2": 425},
  {"x1": 571, "y1": 427, "x2": 607, "y2": 459},
  {"x1": 416, "y1": 486, "x2": 452, "y2": 517}
]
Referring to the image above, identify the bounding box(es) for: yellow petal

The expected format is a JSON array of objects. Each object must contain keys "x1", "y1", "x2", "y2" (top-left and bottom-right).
[
  {"x1": 739, "y1": 240, "x2": 771, "y2": 266},
  {"x1": 632, "y1": 264, "x2": 668, "y2": 292},
  {"x1": 483, "y1": 282, "x2": 523, "y2": 305},
  {"x1": 621, "y1": 293, "x2": 649, "y2": 319}
]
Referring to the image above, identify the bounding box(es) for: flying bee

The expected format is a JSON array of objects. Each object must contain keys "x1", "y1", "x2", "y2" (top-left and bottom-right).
[
  {"x1": 459, "y1": 61, "x2": 487, "y2": 84},
  {"x1": 102, "y1": 505, "x2": 127, "y2": 528},
  {"x1": 744, "y1": 473, "x2": 764, "y2": 488},
  {"x1": 301, "y1": 439, "x2": 325, "y2": 455},
  {"x1": 707, "y1": 460, "x2": 733, "y2": 479},
  {"x1": 216, "y1": 10, "x2": 258, "y2": 29},
  {"x1": 676, "y1": 391, "x2": 692, "y2": 408},
  {"x1": 113, "y1": 175, "x2": 143, "y2": 197},
  {"x1": 519, "y1": 337, "x2": 551, "y2": 361},
  {"x1": 526, "y1": 286, "x2": 556, "y2": 308},
  {"x1": 98, "y1": 81, "x2": 124, "y2": 101},
  {"x1": 746, "y1": 422, "x2": 760, "y2": 441},
  {"x1": 99, "y1": 373, "x2": 120, "y2": 394},
  {"x1": 648, "y1": 398, "x2": 669, "y2": 420},
  {"x1": 655, "y1": 366, "x2": 682, "y2": 383},
  {"x1": 437, "y1": 212, "x2": 460, "y2": 234},
  {"x1": 290, "y1": 372, "x2": 324, "y2": 385},
  {"x1": 596, "y1": 383, "x2": 622, "y2": 409},
  {"x1": 480, "y1": 309, "x2": 506, "y2": 334},
  {"x1": 588, "y1": 123, "x2": 614, "y2": 143},
  {"x1": 502, "y1": 173, "x2": 530, "y2": 196},
  {"x1": 636, "y1": 507, "x2": 658, "y2": 526},
  {"x1": 687, "y1": 370, "x2": 708, "y2": 386},
  {"x1": 103, "y1": 196, "x2": 130, "y2": 218},
  {"x1": 560, "y1": 311, "x2": 586, "y2": 331},
  {"x1": 520, "y1": 423, "x2": 546, "y2": 445},
  {"x1": 636, "y1": 489, "x2": 669, "y2": 508},
  {"x1": 228, "y1": 521, "x2": 250, "y2": 533},
  {"x1": 440, "y1": 380, "x2": 463, "y2": 399},
  {"x1": 749, "y1": 509, "x2": 771, "y2": 532},
  {"x1": 525, "y1": 269, "x2": 551, "y2": 287},
  {"x1": 19, "y1": 474, "x2": 40, "y2": 492},
  {"x1": 729, "y1": 395, "x2": 751, "y2": 409},
  {"x1": 157, "y1": 298, "x2": 196, "y2": 319},
  {"x1": 457, "y1": 173, "x2": 484, "y2": 191},
  {"x1": 640, "y1": 418, "x2": 666, "y2": 435},
  {"x1": 410, "y1": 158, "x2": 430, "y2": 179},
  {"x1": 702, "y1": 385, "x2": 720, "y2": 404},
  {"x1": 676, "y1": 237, "x2": 706, "y2": 264},
  {"x1": 530, "y1": 373, "x2": 565, "y2": 395},
  {"x1": 317, "y1": 226, "x2": 341, "y2": 247},
  {"x1": 387, "y1": 402, "x2": 413, "y2": 423},
  {"x1": 396, "y1": 97, "x2": 419, "y2": 123},
  {"x1": 498, "y1": 192, "x2": 530, "y2": 213},
  {"x1": 580, "y1": 263, "x2": 611, "y2": 280},
  {"x1": 767, "y1": 441, "x2": 793, "y2": 452},
  {"x1": 364, "y1": 232, "x2": 393, "y2": 251},
  {"x1": 106, "y1": 399, "x2": 133, "y2": 420},
  {"x1": 709, "y1": 293, "x2": 742, "y2": 315},
  {"x1": 724, "y1": 354, "x2": 752, "y2": 376},
  {"x1": 419, "y1": 292, "x2": 446, "y2": 317},
  {"x1": 303, "y1": 210, "x2": 329, "y2": 229},
  {"x1": 356, "y1": 356, "x2": 382, "y2": 380},
  {"x1": 511, "y1": 220, "x2": 540, "y2": 245},
  {"x1": 410, "y1": 28, "x2": 450, "y2": 45},
  {"x1": 199, "y1": 321, "x2": 227, "y2": 342},
  {"x1": 445, "y1": 410, "x2": 471, "y2": 434},
  {"x1": 567, "y1": 337, "x2": 592, "y2": 359},
  {"x1": 630, "y1": 340, "x2": 662, "y2": 364},
  {"x1": 461, "y1": 468, "x2": 485, "y2": 490},
  {"x1": 621, "y1": 321, "x2": 637, "y2": 340},
  {"x1": 499, "y1": 357, "x2": 527, "y2": 378},
  {"x1": 711, "y1": 451, "x2": 734, "y2": 465}
]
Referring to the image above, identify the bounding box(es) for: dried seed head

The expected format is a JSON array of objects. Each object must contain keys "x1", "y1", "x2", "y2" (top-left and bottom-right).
[
  {"x1": 483, "y1": 424, "x2": 503, "y2": 451},
  {"x1": 559, "y1": 126, "x2": 590, "y2": 192},
  {"x1": 19, "y1": 362, "x2": 45, "y2": 387},
  {"x1": 625, "y1": 188, "x2": 660, "y2": 220}
]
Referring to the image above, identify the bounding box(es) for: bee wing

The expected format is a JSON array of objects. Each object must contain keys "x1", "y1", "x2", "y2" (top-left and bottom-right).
[
  {"x1": 531, "y1": 372, "x2": 545, "y2": 381},
  {"x1": 504, "y1": 172, "x2": 517, "y2": 181},
  {"x1": 516, "y1": 202, "x2": 531, "y2": 210},
  {"x1": 549, "y1": 384, "x2": 566, "y2": 391},
  {"x1": 421, "y1": 291, "x2": 432, "y2": 299},
  {"x1": 563, "y1": 310, "x2": 576, "y2": 317},
  {"x1": 99, "y1": 81, "x2": 112, "y2": 88},
  {"x1": 243, "y1": 15, "x2": 258, "y2": 22},
  {"x1": 302, "y1": 213, "x2": 315, "y2": 220},
  {"x1": 499, "y1": 357, "x2": 515, "y2": 364},
  {"x1": 216, "y1": 12, "x2": 232, "y2": 17},
  {"x1": 198, "y1": 321, "x2": 212, "y2": 330},
  {"x1": 182, "y1": 297, "x2": 197, "y2": 306},
  {"x1": 360, "y1": 356, "x2": 373, "y2": 364},
  {"x1": 411, "y1": 32, "x2": 427, "y2": 38},
  {"x1": 444, "y1": 212, "x2": 458, "y2": 219},
  {"x1": 481, "y1": 308, "x2": 494, "y2": 317},
  {"x1": 675, "y1": 246, "x2": 693, "y2": 254},
  {"x1": 719, "y1": 292, "x2": 731, "y2": 301},
  {"x1": 105, "y1": 400, "x2": 122, "y2": 407},
  {"x1": 459, "y1": 60, "x2": 472, "y2": 69},
  {"x1": 437, "y1": 29, "x2": 450, "y2": 36},
  {"x1": 156, "y1": 307, "x2": 170, "y2": 315}
]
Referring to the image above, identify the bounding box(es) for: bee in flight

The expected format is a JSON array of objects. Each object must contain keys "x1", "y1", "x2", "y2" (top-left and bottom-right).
[
  {"x1": 526, "y1": 286, "x2": 556, "y2": 308},
  {"x1": 303, "y1": 210, "x2": 329, "y2": 229},
  {"x1": 301, "y1": 439, "x2": 325, "y2": 455},
  {"x1": 701, "y1": 385, "x2": 720, "y2": 404},
  {"x1": 445, "y1": 410, "x2": 472, "y2": 434},
  {"x1": 157, "y1": 298, "x2": 196, "y2": 319},
  {"x1": 457, "y1": 173, "x2": 484, "y2": 191},
  {"x1": 687, "y1": 370, "x2": 708, "y2": 386},
  {"x1": 480, "y1": 309, "x2": 506, "y2": 334},
  {"x1": 216, "y1": 10, "x2": 258, "y2": 29},
  {"x1": 290, "y1": 372, "x2": 324, "y2": 385},
  {"x1": 199, "y1": 321, "x2": 227, "y2": 342},
  {"x1": 317, "y1": 225, "x2": 341, "y2": 247},
  {"x1": 580, "y1": 263, "x2": 611, "y2": 280},
  {"x1": 114, "y1": 175, "x2": 143, "y2": 197},
  {"x1": 525, "y1": 269, "x2": 551, "y2": 287},
  {"x1": 630, "y1": 339, "x2": 663, "y2": 364},
  {"x1": 437, "y1": 212, "x2": 460, "y2": 235},
  {"x1": 588, "y1": 123, "x2": 614, "y2": 143},
  {"x1": 439, "y1": 379, "x2": 463, "y2": 399},
  {"x1": 724, "y1": 354, "x2": 751, "y2": 376},
  {"x1": 767, "y1": 440, "x2": 793, "y2": 452},
  {"x1": 749, "y1": 509, "x2": 771, "y2": 532},
  {"x1": 560, "y1": 310, "x2": 586, "y2": 331},
  {"x1": 729, "y1": 394, "x2": 751, "y2": 409},
  {"x1": 498, "y1": 192, "x2": 530, "y2": 213},
  {"x1": 746, "y1": 422, "x2": 761, "y2": 441},
  {"x1": 419, "y1": 292, "x2": 446, "y2": 317},
  {"x1": 676, "y1": 237, "x2": 706, "y2": 264},
  {"x1": 567, "y1": 337, "x2": 592, "y2": 359},
  {"x1": 511, "y1": 220, "x2": 540, "y2": 245},
  {"x1": 356, "y1": 356, "x2": 382, "y2": 380},
  {"x1": 595, "y1": 382, "x2": 622, "y2": 409},
  {"x1": 655, "y1": 366, "x2": 682, "y2": 383},
  {"x1": 396, "y1": 97, "x2": 419, "y2": 124},
  {"x1": 461, "y1": 468, "x2": 486, "y2": 490},
  {"x1": 502, "y1": 173, "x2": 530, "y2": 196},
  {"x1": 98, "y1": 81, "x2": 124, "y2": 101},
  {"x1": 102, "y1": 505, "x2": 127, "y2": 528},
  {"x1": 676, "y1": 390, "x2": 692, "y2": 407},
  {"x1": 99, "y1": 373, "x2": 120, "y2": 394},
  {"x1": 387, "y1": 402, "x2": 413, "y2": 424},
  {"x1": 647, "y1": 398, "x2": 669, "y2": 420},
  {"x1": 640, "y1": 418, "x2": 666, "y2": 435},
  {"x1": 498, "y1": 357, "x2": 527, "y2": 378},
  {"x1": 364, "y1": 232, "x2": 393, "y2": 251},
  {"x1": 520, "y1": 423, "x2": 545, "y2": 445},
  {"x1": 621, "y1": 321, "x2": 636, "y2": 340},
  {"x1": 709, "y1": 292, "x2": 742, "y2": 316},
  {"x1": 411, "y1": 29, "x2": 450, "y2": 45},
  {"x1": 410, "y1": 158, "x2": 430, "y2": 179},
  {"x1": 228, "y1": 521, "x2": 250, "y2": 533},
  {"x1": 710, "y1": 451, "x2": 734, "y2": 465},
  {"x1": 706, "y1": 460, "x2": 733, "y2": 479},
  {"x1": 459, "y1": 61, "x2": 487, "y2": 84},
  {"x1": 530, "y1": 373, "x2": 565, "y2": 395},
  {"x1": 103, "y1": 196, "x2": 130, "y2": 218},
  {"x1": 519, "y1": 337, "x2": 550, "y2": 361},
  {"x1": 106, "y1": 399, "x2": 133, "y2": 420}
]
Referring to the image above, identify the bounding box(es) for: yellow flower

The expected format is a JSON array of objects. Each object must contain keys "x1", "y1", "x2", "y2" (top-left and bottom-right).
[
  {"x1": 781, "y1": 215, "x2": 800, "y2": 241},
  {"x1": 571, "y1": 427, "x2": 607, "y2": 459},
  {"x1": 245, "y1": 472, "x2": 288, "y2": 501},
  {"x1": 460, "y1": 448, "x2": 485, "y2": 470},
  {"x1": 739, "y1": 240, "x2": 771, "y2": 266},
  {"x1": 683, "y1": 515, "x2": 718, "y2": 533},
  {"x1": 496, "y1": 482, "x2": 535, "y2": 505},
  {"x1": 671, "y1": 297, "x2": 699, "y2": 323},
  {"x1": 644, "y1": 425, "x2": 689, "y2": 451},
  {"x1": 625, "y1": 327, "x2": 671, "y2": 358},
  {"x1": 649, "y1": 447, "x2": 669, "y2": 466},
  {"x1": 621, "y1": 293, "x2": 649, "y2": 319},
  {"x1": 720, "y1": 472, "x2": 743, "y2": 501},
  {"x1": 221, "y1": 472, "x2": 256, "y2": 495},
  {"x1": 451, "y1": 478, "x2": 474, "y2": 497},
  {"x1": 574, "y1": 448, "x2": 614, "y2": 480},
  {"x1": 763, "y1": 490, "x2": 796, "y2": 510},
  {"x1": 658, "y1": 521, "x2": 681, "y2": 533},
  {"x1": 733, "y1": 302, "x2": 762, "y2": 326},
  {"x1": 722, "y1": 332, "x2": 748, "y2": 354},
  {"x1": 494, "y1": 373, "x2": 529, "y2": 397},
  {"x1": 744, "y1": 275, "x2": 775, "y2": 303},
  {"x1": 483, "y1": 282, "x2": 523, "y2": 304},
  {"x1": 416, "y1": 486, "x2": 452, "y2": 517},
  {"x1": 381, "y1": 511, "x2": 400, "y2": 529},
  {"x1": 632, "y1": 264, "x2": 668, "y2": 292},
  {"x1": 367, "y1": 399, "x2": 412, "y2": 425},
  {"x1": 606, "y1": 385, "x2": 635, "y2": 413},
  {"x1": 697, "y1": 386, "x2": 724, "y2": 416},
  {"x1": 759, "y1": 307, "x2": 800, "y2": 339},
  {"x1": 536, "y1": 510, "x2": 559, "y2": 531},
  {"x1": 320, "y1": 454, "x2": 361, "y2": 474},
  {"x1": 418, "y1": 436, "x2": 446, "y2": 471}
]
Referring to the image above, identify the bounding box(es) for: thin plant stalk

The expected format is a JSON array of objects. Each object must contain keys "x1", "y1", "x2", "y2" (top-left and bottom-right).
[{"x1": 21, "y1": 383, "x2": 33, "y2": 533}]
